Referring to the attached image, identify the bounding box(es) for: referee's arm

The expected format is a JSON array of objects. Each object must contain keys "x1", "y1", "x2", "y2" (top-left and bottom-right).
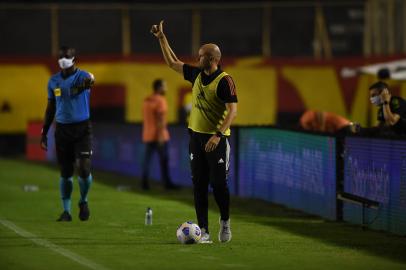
[
  {"x1": 151, "y1": 20, "x2": 184, "y2": 74},
  {"x1": 40, "y1": 99, "x2": 56, "y2": 151}
]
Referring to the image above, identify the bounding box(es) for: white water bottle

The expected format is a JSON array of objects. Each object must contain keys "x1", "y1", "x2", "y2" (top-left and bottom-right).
[{"x1": 145, "y1": 207, "x2": 152, "y2": 225}]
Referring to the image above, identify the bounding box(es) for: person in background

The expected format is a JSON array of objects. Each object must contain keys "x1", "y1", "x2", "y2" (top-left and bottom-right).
[
  {"x1": 300, "y1": 110, "x2": 357, "y2": 134},
  {"x1": 368, "y1": 81, "x2": 406, "y2": 136},
  {"x1": 142, "y1": 79, "x2": 179, "y2": 190}
]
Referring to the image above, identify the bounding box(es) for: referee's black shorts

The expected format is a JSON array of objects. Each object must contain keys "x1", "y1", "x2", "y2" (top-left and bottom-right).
[
  {"x1": 55, "y1": 120, "x2": 93, "y2": 167},
  {"x1": 188, "y1": 130, "x2": 230, "y2": 187}
]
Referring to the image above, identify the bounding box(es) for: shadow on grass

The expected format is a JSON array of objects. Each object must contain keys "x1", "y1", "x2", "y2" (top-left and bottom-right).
[{"x1": 92, "y1": 169, "x2": 406, "y2": 264}]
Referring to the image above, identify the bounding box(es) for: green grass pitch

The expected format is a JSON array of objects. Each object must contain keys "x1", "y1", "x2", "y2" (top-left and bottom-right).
[{"x1": 0, "y1": 158, "x2": 406, "y2": 270}]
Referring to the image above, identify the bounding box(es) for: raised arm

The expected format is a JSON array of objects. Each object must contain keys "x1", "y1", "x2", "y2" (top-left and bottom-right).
[
  {"x1": 151, "y1": 21, "x2": 184, "y2": 74},
  {"x1": 381, "y1": 89, "x2": 401, "y2": 126},
  {"x1": 70, "y1": 72, "x2": 95, "y2": 96}
]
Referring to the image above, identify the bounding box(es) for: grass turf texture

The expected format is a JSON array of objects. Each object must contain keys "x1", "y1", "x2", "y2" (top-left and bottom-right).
[{"x1": 0, "y1": 158, "x2": 406, "y2": 270}]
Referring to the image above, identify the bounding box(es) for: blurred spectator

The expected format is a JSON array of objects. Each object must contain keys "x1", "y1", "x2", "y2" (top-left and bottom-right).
[
  {"x1": 141, "y1": 79, "x2": 178, "y2": 190},
  {"x1": 300, "y1": 110, "x2": 355, "y2": 134},
  {"x1": 368, "y1": 81, "x2": 406, "y2": 136},
  {"x1": 377, "y1": 68, "x2": 391, "y2": 80}
]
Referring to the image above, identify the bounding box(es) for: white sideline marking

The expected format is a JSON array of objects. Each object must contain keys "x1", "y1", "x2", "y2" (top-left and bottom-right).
[{"x1": 0, "y1": 219, "x2": 110, "y2": 270}]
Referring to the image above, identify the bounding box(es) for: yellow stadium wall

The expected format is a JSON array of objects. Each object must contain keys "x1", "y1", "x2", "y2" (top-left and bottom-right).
[{"x1": 1, "y1": 57, "x2": 405, "y2": 133}]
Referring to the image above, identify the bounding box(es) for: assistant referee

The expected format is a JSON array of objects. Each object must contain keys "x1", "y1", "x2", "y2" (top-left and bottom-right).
[
  {"x1": 151, "y1": 21, "x2": 238, "y2": 243},
  {"x1": 41, "y1": 46, "x2": 95, "y2": 222}
]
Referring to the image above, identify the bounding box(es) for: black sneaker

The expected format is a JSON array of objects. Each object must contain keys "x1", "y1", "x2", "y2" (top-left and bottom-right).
[
  {"x1": 56, "y1": 211, "x2": 72, "y2": 222},
  {"x1": 78, "y1": 202, "x2": 90, "y2": 221}
]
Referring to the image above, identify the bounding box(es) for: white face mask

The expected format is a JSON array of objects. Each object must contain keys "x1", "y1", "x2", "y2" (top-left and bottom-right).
[
  {"x1": 58, "y1": 57, "x2": 75, "y2": 69},
  {"x1": 370, "y1": 95, "x2": 382, "y2": 106}
]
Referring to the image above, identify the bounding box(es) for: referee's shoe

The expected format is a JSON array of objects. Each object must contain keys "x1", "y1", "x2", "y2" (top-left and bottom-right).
[
  {"x1": 219, "y1": 218, "x2": 232, "y2": 243},
  {"x1": 56, "y1": 211, "x2": 72, "y2": 222},
  {"x1": 78, "y1": 202, "x2": 90, "y2": 221}
]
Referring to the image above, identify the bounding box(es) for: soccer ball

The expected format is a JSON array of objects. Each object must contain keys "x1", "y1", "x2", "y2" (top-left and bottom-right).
[{"x1": 176, "y1": 221, "x2": 201, "y2": 244}]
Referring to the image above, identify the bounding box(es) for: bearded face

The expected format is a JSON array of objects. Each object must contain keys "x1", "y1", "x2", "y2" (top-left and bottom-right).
[{"x1": 198, "y1": 49, "x2": 212, "y2": 70}]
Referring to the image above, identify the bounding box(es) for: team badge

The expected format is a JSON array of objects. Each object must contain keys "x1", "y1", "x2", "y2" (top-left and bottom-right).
[{"x1": 54, "y1": 88, "x2": 61, "y2": 97}]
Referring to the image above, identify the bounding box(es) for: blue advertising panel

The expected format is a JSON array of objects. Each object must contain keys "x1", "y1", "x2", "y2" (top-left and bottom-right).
[
  {"x1": 45, "y1": 123, "x2": 237, "y2": 193},
  {"x1": 343, "y1": 137, "x2": 406, "y2": 235},
  {"x1": 91, "y1": 124, "x2": 194, "y2": 186},
  {"x1": 238, "y1": 128, "x2": 337, "y2": 220}
]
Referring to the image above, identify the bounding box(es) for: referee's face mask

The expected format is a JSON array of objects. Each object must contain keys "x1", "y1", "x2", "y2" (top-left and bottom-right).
[
  {"x1": 58, "y1": 47, "x2": 76, "y2": 70},
  {"x1": 58, "y1": 57, "x2": 75, "y2": 70}
]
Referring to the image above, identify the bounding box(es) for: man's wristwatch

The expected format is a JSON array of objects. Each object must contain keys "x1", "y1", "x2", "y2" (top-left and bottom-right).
[
  {"x1": 383, "y1": 101, "x2": 390, "y2": 105},
  {"x1": 215, "y1": 131, "x2": 225, "y2": 138}
]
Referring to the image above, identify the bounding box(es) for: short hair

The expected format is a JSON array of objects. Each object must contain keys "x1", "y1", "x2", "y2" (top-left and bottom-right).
[
  {"x1": 369, "y1": 81, "x2": 388, "y2": 93},
  {"x1": 153, "y1": 79, "x2": 164, "y2": 91},
  {"x1": 59, "y1": 45, "x2": 76, "y2": 57}
]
